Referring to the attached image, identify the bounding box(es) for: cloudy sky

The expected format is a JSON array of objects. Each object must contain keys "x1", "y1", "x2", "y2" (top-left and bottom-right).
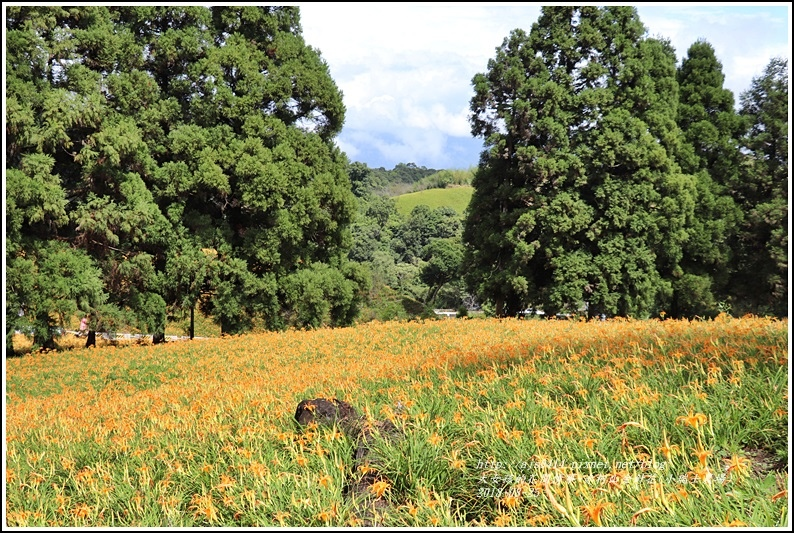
[{"x1": 298, "y1": 3, "x2": 791, "y2": 171}]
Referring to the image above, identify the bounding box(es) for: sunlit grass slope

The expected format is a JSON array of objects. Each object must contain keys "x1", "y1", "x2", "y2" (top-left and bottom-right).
[{"x1": 394, "y1": 186, "x2": 473, "y2": 217}]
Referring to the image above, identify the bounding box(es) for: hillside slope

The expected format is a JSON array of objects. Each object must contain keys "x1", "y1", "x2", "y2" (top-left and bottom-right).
[{"x1": 394, "y1": 186, "x2": 474, "y2": 217}]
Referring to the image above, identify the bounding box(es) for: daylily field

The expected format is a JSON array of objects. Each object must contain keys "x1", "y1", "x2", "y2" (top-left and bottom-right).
[{"x1": 4, "y1": 316, "x2": 790, "y2": 527}]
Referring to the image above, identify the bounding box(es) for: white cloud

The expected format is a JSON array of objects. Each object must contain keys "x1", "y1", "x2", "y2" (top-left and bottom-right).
[
  {"x1": 300, "y1": 3, "x2": 791, "y2": 169},
  {"x1": 334, "y1": 136, "x2": 359, "y2": 161}
]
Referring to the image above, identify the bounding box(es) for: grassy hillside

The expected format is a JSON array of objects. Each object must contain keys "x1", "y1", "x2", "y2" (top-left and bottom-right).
[{"x1": 394, "y1": 186, "x2": 473, "y2": 217}]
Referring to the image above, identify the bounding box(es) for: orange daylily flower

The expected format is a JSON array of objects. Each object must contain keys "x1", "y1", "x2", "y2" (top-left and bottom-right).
[
  {"x1": 500, "y1": 493, "x2": 521, "y2": 509},
  {"x1": 676, "y1": 410, "x2": 708, "y2": 430},
  {"x1": 657, "y1": 432, "x2": 679, "y2": 460},
  {"x1": 273, "y1": 511, "x2": 290, "y2": 525},
  {"x1": 630, "y1": 507, "x2": 656, "y2": 525},
  {"x1": 692, "y1": 445, "x2": 713, "y2": 467},
  {"x1": 722, "y1": 515, "x2": 748, "y2": 527},
  {"x1": 370, "y1": 480, "x2": 390, "y2": 498},
  {"x1": 582, "y1": 499, "x2": 614, "y2": 526},
  {"x1": 723, "y1": 455, "x2": 752, "y2": 478}
]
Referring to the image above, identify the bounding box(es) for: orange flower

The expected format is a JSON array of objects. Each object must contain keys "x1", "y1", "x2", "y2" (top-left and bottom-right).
[
  {"x1": 370, "y1": 480, "x2": 390, "y2": 498},
  {"x1": 689, "y1": 466, "x2": 714, "y2": 485},
  {"x1": 500, "y1": 492, "x2": 521, "y2": 509},
  {"x1": 534, "y1": 434, "x2": 551, "y2": 447},
  {"x1": 158, "y1": 495, "x2": 180, "y2": 510},
  {"x1": 450, "y1": 458, "x2": 466, "y2": 470},
  {"x1": 692, "y1": 445, "x2": 712, "y2": 468},
  {"x1": 668, "y1": 486, "x2": 688, "y2": 503},
  {"x1": 630, "y1": 507, "x2": 656, "y2": 525},
  {"x1": 676, "y1": 410, "x2": 708, "y2": 430},
  {"x1": 428, "y1": 433, "x2": 443, "y2": 446},
  {"x1": 70, "y1": 503, "x2": 92, "y2": 520},
  {"x1": 582, "y1": 499, "x2": 614, "y2": 526},
  {"x1": 722, "y1": 515, "x2": 748, "y2": 527},
  {"x1": 318, "y1": 474, "x2": 332, "y2": 488},
  {"x1": 358, "y1": 463, "x2": 376, "y2": 476},
  {"x1": 189, "y1": 494, "x2": 218, "y2": 522},
  {"x1": 723, "y1": 455, "x2": 752, "y2": 478},
  {"x1": 657, "y1": 432, "x2": 679, "y2": 460},
  {"x1": 274, "y1": 511, "x2": 290, "y2": 525},
  {"x1": 215, "y1": 474, "x2": 235, "y2": 491},
  {"x1": 528, "y1": 513, "x2": 552, "y2": 526},
  {"x1": 402, "y1": 502, "x2": 418, "y2": 516},
  {"x1": 249, "y1": 461, "x2": 267, "y2": 478},
  {"x1": 493, "y1": 513, "x2": 512, "y2": 526}
]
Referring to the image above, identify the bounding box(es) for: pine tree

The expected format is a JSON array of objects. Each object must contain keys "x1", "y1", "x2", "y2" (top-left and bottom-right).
[
  {"x1": 463, "y1": 6, "x2": 698, "y2": 318},
  {"x1": 732, "y1": 58, "x2": 788, "y2": 316},
  {"x1": 671, "y1": 39, "x2": 745, "y2": 317}
]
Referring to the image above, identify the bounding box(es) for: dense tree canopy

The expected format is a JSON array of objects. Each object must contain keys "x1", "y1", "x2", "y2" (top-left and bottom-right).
[
  {"x1": 464, "y1": 6, "x2": 697, "y2": 318},
  {"x1": 6, "y1": 6, "x2": 365, "y2": 352},
  {"x1": 463, "y1": 7, "x2": 787, "y2": 319},
  {"x1": 731, "y1": 57, "x2": 788, "y2": 316},
  {"x1": 671, "y1": 40, "x2": 745, "y2": 318}
]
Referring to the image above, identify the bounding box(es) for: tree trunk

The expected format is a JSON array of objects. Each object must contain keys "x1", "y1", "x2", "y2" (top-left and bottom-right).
[
  {"x1": 495, "y1": 296, "x2": 504, "y2": 318},
  {"x1": 34, "y1": 313, "x2": 58, "y2": 351},
  {"x1": 189, "y1": 304, "x2": 195, "y2": 340},
  {"x1": 85, "y1": 331, "x2": 96, "y2": 348},
  {"x1": 6, "y1": 331, "x2": 16, "y2": 357}
]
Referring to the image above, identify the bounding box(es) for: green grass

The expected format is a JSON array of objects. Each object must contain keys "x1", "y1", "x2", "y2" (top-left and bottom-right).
[{"x1": 394, "y1": 186, "x2": 473, "y2": 217}]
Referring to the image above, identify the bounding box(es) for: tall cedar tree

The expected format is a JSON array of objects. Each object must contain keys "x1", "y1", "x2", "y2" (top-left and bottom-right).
[
  {"x1": 6, "y1": 6, "x2": 366, "y2": 350},
  {"x1": 464, "y1": 6, "x2": 697, "y2": 318},
  {"x1": 732, "y1": 58, "x2": 788, "y2": 316},
  {"x1": 672, "y1": 39, "x2": 745, "y2": 317}
]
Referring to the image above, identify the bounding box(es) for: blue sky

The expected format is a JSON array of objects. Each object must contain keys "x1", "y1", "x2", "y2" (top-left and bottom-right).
[{"x1": 299, "y1": 3, "x2": 791, "y2": 171}]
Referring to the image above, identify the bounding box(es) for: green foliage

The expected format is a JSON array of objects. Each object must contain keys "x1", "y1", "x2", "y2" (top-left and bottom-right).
[
  {"x1": 347, "y1": 190, "x2": 474, "y2": 321},
  {"x1": 6, "y1": 6, "x2": 366, "y2": 348},
  {"x1": 670, "y1": 40, "x2": 745, "y2": 318},
  {"x1": 731, "y1": 57, "x2": 788, "y2": 317},
  {"x1": 420, "y1": 238, "x2": 464, "y2": 305},
  {"x1": 409, "y1": 168, "x2": 474, "y2": 193},
  {"x1": 354, "y1": 162, "x2": 440, "y2": 197},
  {"x1": 464, "y1": 7, "x2": 705, "y2": 318},
  {"x1": 392, "y1": 205, "x2": 461, "y2": 263},
  {"x1": 281, "y1": 261, "x2": 371, "y2": 329},
  {"x1": 6, "y1": 241, "x2": 106, "y2": 352}
]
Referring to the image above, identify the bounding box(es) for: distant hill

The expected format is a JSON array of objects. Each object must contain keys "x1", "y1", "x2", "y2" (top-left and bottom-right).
[{"x1": 394, "y1": 186, "x2": 474, "y2": 217}]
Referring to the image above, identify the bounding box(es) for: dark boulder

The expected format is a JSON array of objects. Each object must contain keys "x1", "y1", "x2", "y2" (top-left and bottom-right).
[
  {"x1": 293, "y1": 398, "x2": 405, "y2": 527},
  {"x1": 294, "y1": 398, "x2": 360, "y2": 432}
]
